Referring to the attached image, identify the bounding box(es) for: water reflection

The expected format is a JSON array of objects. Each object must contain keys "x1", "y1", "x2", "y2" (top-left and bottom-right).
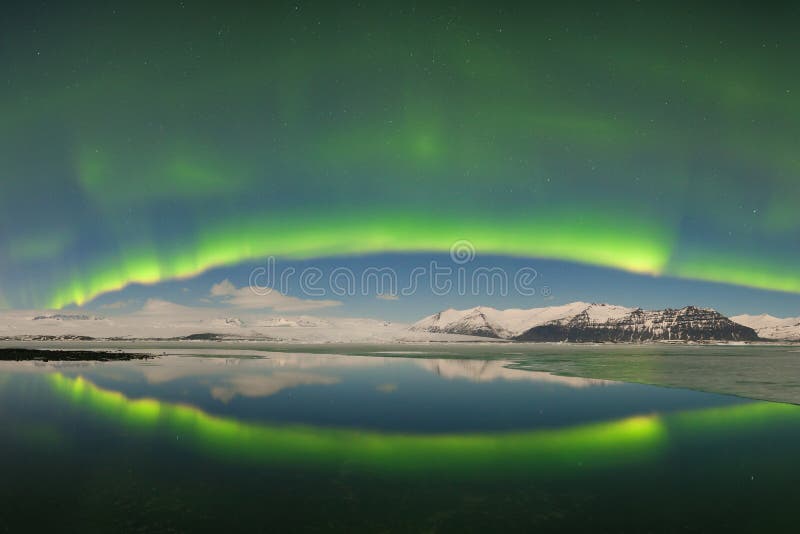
[
  {"x1": 33, "y1": 372, "x2": 799, "y2": 478},
  {"x1": 1, "y1": 353, "x2": 611, "y2": 386},
  {"x1": 3, "y1": 352, "x2": 800, "y2": 531},
  {"x1": 47, "y1": 372, "x2": 668, "y2": 476},
  {"x1": 210, "y1": 372, "x2": 340, "y2": 402},
  {"x1": 415, "y1": 358, "x2": 610, "y2": 387},
  {"x1": 0, "y1": 353, "x2": 752, "y2": 433}
]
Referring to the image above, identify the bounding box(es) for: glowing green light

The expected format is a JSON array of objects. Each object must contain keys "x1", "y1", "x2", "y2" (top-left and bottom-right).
[
  {"x1": 4, "y1": 4, "x2": 800, "y2": 308},
  {"x1": 672, "y1": 250, "x2": 800, "y2": 294},
  {"x1": 46, "y1": 209, "x2": 673, "y2": 308},
  {"x1": 48, "y1": 373, "x2": 669, "y2": 475},
  {"x1": 46, "y1": 373, "x2": 800, "y2": 479}
]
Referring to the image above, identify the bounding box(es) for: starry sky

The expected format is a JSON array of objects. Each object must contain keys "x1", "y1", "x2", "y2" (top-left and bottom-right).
[{"x1": 1, "y1": 1, "x2": 799, "y2": 316}]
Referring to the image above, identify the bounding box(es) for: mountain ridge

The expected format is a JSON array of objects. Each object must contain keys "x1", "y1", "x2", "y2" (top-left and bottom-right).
[
  {"x1": 2, "y1": 302, "x2": 798, "y2": 343},
  {"x1": 412, "y1": 302, "x2": 761, "y2": 342}
]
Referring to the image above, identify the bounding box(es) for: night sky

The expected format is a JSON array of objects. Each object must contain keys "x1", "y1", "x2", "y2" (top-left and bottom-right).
[{"x1": 2, "y1": 1, "x2": 800, "y2": 313}]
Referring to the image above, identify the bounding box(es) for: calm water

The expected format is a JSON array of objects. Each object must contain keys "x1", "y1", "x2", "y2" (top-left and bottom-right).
[{"x1": 2, "y1": 350, "x2": 800, "y2": 532}]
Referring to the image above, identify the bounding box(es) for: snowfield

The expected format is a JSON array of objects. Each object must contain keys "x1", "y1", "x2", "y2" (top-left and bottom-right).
[
  {"x1": 1, "y1": 300, "x2": 797, "y2": 343},
  {"x1": 731, "y1": 314, "x2": 800, "y2": 341}
]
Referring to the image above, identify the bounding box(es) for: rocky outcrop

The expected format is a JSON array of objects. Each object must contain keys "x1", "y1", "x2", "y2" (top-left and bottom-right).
[{"x1": 515, "y1": 306, "x2": 759, "y2": 342}]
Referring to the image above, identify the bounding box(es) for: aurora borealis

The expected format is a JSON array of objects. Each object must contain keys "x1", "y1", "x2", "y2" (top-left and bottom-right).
[
  {"x1": 2, "y1": 1, "x2": 800, "y2": 309},
  {"x1": 36, "y1": 372, "x2": 800, "y2": 475},
  {"x1": 47, "y1": 372, "x2": 670, "y2": 475}
]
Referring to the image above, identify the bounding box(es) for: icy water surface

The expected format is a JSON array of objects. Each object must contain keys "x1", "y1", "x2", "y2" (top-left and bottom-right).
[{"x1": 2, "y1": 349, "x2": 800, "y2": 532}]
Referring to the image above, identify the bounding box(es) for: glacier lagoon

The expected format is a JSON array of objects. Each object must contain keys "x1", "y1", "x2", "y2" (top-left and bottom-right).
[{"x1": 2, "y1": 344, "x2": 800, "y2": 531}]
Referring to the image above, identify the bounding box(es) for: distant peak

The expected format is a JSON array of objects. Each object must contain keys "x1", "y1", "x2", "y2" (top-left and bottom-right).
[{"x1": 679, "y1": 305, "x2": 715, "y2": 313}]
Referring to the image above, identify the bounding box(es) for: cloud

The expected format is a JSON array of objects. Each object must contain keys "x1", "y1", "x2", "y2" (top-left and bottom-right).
[
  {"x1": 376, "y1": 293, "x2": 399, "y2": 301},
  {"x1": 134, "y1": 298, "x2": 206, "y2": 317},
  {"x1": 209, "y1": 279, "x2": 236, "y2": 296},
  {"x1": 210, "y1": 372, "x2": 340, "y2": 403},
  {"x1": 98, "y1": 299, "x2": 139, "y2": 310},
  {"x1": 209, "y1": 279, "x2": 341, "y2": 311}
]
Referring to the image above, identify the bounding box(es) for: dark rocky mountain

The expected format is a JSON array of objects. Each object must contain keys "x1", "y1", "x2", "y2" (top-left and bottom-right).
[{"x1": 515, "y1": 306, "x2": 759, "y2": 342}]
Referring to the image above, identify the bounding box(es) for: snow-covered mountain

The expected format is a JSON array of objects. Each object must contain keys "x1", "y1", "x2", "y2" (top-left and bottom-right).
[
  {"x1": 1, "y1": 300, "x2": 786, "y2": 344},
  {"x1": 0, "y1": 304, "x2": 478, "y2": 344},
  {"x1": 411, "y1": 302, "x2": 634, "y2": 338},
  {"x1": 731, "y1": 314, "x2": 800, "y2": 341},
  {"x1": 32, "y1": 313, "x2": 105, "y2": 321},
  {"x1": 205, "y1": 316, "x2": 333, "y2": 330},
  {"x1": 413, "y1": 302, "x2": 760, "y2": 342}
]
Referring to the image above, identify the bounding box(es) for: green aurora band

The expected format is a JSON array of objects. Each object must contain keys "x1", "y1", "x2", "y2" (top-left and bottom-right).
[
  {"x1": 47, "y1": 210, "x2": 672, "y2": 308},
  {"x1": 46, "y1": 373, "x2": 800, "y2": 476},
  {"x1": 2, "y1": 2, "x2": 800, "y2": 307}
]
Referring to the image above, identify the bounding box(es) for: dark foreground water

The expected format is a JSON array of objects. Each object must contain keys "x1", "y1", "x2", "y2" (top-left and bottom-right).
[{"x1": 2, "y1": 351, "x2": 799, "y2": 532}]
